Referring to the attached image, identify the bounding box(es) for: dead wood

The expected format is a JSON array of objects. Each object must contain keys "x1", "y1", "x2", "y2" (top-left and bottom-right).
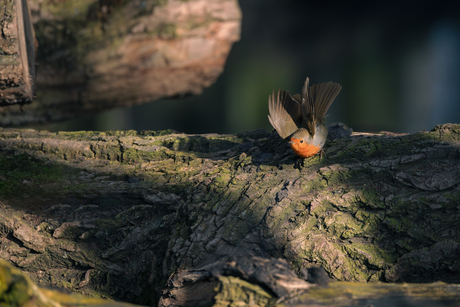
[
  {"x1": 0, "y1": 123, "x2": 460, "y2": 305},
  {"x1": 0, "y1": 0, "x2": 36, "y2": 105},
  {"x1": 3, "y1": 254, "x2": 460, "y2": 307},
  {"x1": 160, "y1": 256, "x2": 460, "y2": 307},
  {"x1": 0, "y1": 0, "x2": 241, "y2": 126}
]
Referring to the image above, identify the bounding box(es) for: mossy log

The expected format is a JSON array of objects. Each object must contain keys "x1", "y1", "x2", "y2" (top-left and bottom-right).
[
  {"x1": 3, "y1": 256, "x2": 460, "y2": 307},
  {"x1": 0, "y1": 259, "x2": 144, "y2": 306},
  {"x1": 162, "y1": 256, "x2": 460, "y2": 307},
  {"x1": 0, "y1": 0, "x2": 241, "y2": 125},
  {"x1": 0, "y1": 123, "x2": 460, "y2": 306},
  {"x1": 212, "y1": 276, "x2": 460, "y2": 307},
  {"x1": 0, "y1": 0, "x2": 36, "y2": 105}
]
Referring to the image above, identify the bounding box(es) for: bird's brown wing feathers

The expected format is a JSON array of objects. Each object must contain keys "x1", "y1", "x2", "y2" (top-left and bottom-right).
[
  {"x1": 310, "y1": 81, "x2": 342, "y2": 124},
  {"x1": 268, "y1": 89, "x2": 302, "y2": 139},
  {"x1": 300, "y1": 77, "x2": 316, "y2": 136}
]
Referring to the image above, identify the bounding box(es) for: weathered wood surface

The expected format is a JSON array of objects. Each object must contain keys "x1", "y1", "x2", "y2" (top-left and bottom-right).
[
  {"x1": 0, "y1": 0, "x2": 241, "y2": 125},
  {"x1": 0, "y1": 0, "x2": 36, "y2": 105},
  {"x1": 3, "y1": 255, "x2": 460, "y2": 307},
  {"x1": 161, "y1": 256, "x2": 460, "y2": 307},
  {"x1": 0, "y1": 259, "x2": 143, "y2": 307},
  {"x1": 0, "y1": 123, "x2": 460, "y2": 306}
]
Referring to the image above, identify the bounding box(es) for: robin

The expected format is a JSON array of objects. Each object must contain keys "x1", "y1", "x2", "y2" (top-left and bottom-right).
[{"x1": 268, "y1": 77, "x2": 342, "y2": 158}]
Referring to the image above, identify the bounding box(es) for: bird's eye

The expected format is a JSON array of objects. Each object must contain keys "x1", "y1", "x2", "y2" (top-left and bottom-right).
[{"x1": 300, "y1": 140, "x2": 304, "y2": 143}]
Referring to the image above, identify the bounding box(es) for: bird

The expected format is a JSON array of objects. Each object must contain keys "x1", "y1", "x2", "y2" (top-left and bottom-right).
[{"x1": 268, "y1": 77, "x2": 342, "y2": 159}]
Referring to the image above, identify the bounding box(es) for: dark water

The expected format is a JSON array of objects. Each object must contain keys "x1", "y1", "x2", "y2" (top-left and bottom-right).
[{"x1": 34, "y1": 0, "x2": 460, "y2": 134}]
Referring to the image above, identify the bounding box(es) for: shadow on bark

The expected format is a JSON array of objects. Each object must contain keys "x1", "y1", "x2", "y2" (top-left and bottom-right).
[{"x1": 0, "y1": 124, "x2": 460, "y2": 305}]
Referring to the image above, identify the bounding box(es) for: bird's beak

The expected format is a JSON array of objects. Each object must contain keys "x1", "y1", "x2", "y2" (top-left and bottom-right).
[{"x1": 288, "y1": 141, "x2": 294, "y2": 144}]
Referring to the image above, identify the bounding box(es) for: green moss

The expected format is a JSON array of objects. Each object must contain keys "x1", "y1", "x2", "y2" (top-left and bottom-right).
[
  {"x1": 342, "y1": 262, "x2": 371, "y2": 282},
  {"x1": 303, "y1": 216, "x2": 318, "y2": 234},
  {"x1": 301, "y1": 238, "x2": 365, "y2": 281},
  {"x1": 122, "y1": 147, "x2": 173, "y2": 163},
  {"x1": 214, "y1": 276, "x2": 276, "y2": 307},
  {"x1": 357, "y1": 188, "x2": 386, "y2": 209},
  {"x1": 319, "y1": 166, "x2": 352, "y2": 186},
  {"x1": 160, "y1": 135, "x2": 241, "y2": 154},
  {"x1": 310, "y1": 200, "x2": 334, "y2": 218},
  {"x1": 212, "y1": 174, "x2": 231, "y2": 189},
  {"x1": 0, "y1": 261, "x2": 33, "y2": 306},
  {"x1": 139, "y1": 129, "x2": 176, "y2": 137},
  {"x1": 304, "y1": 177, "x2": 328, "y2": 194},
  {"x1": 354, "y1": 210, "x2": 383, "y2": 236},
  {"x1": 343, "y1": 242, "x2": 395, "y2": 269},
  {"x1": 324, "y1": 212, "x2": 362, "y2": 239},
  {"x1": 383, "y1": 216, "x2": 410, "y2": 233},
  {"x1": 56, "y1": 130, "x2": 142, "y2": 141},
  {"x1": 57, "y1": 130, "x2": 97, "y2": 140},
  {"x1": 43, "y1": 0, "x2": 96, "y2": 18},
  {"x1": 429, "y1": 124, "x2": 460, "y2": 142},
  {"x1": 303, "y1": 280, "x2": 460, "y2": 303},
  {"x1": 265, "y1": 205, "x2": 294, "y2": 234},
  {"x1": 0, "y1": 153, "x2": 80, "y2": 199},
  {"x1": 206, "y1": 189, "x2": 238, "y2": 214}
]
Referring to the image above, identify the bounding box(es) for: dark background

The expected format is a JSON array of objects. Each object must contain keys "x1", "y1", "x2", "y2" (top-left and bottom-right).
[{"x1": 30, "y1": 0, "x2": 460, "y2": 134}]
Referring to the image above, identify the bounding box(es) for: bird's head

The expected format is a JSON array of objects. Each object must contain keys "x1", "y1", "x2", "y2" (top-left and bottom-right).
[{"x1": 289, "y1": 129, "x2": 320, "y2": 158}]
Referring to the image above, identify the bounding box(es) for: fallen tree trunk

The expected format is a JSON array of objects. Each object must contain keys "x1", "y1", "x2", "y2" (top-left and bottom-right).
[
  {"x1": 0, "y1": 123, "x2": 460, "y2": 305},
  {"x1": 160, "y1": 256, "x2": 460, "y2": 307},
  {"x1": 0, "y1": 0, "x2": 241, "y2": 125},
  {"x1": 3, "y1": 256, "x2": 460, "y2": 307}
]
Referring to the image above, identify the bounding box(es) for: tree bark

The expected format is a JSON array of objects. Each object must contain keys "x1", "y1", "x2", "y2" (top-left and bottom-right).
[
  {"x1": 0, "y1": 0, "x2": 241, "y2": 125},
  {"x1": 0, "y1": 259, "x2": 141, "y2": 307},
  {"x1": 3, "y1": 256, "x2": 460, "y2": 307},
  {"x1": 160, "y1": 256, "x2": 460, "y2": 307},
  {"x1": 0, "y1": 124, "x2": 460, "y2": 305},
  {"x1": 0, "y1": 0, "x2": 36, "y2": 105}
]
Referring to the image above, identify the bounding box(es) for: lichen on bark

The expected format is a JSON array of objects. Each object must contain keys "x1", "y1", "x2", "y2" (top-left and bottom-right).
[{"x1": 0, "y1": 124, "x2": 460, "y2": 305}]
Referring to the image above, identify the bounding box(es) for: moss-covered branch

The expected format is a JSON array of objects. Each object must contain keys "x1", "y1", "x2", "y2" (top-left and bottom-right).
[{"x1": 0, "y1": 124, "x2": 460, "y2": 305}]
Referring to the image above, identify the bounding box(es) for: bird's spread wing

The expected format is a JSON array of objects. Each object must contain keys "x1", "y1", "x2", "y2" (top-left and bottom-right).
[
  {"x1": 310, "y1": 81, "x2": 342, "y2": 123},
  {"x1": 300, "y1": 77, "x2": 316, "y2": 136},
  {"x1": 268, "y1": 89, "x2": 302, "y2": 139}
]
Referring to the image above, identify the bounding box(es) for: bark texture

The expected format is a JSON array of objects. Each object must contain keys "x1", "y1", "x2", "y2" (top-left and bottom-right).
[
  {"x1": 0, "y1": 0, "x2": 36, "y2": 105},
  {"x1": 161, "y1": 256, "x2": 460, "y2": 307},
  {"x1": 0, "y1": 0, "x2": 241, "y2": 125},
  {"x1": 3, "y1": 256, "x2": 460, "y2": 307},
  {"x1": 0, "y1": 259, "x2": 143, "y2": 306},
  {"x1": 0, "y1": 123, "x2": 460, "y2": 305}
]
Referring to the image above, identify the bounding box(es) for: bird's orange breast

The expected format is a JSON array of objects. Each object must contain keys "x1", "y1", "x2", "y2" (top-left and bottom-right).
[{"x1": 290, "y1": 138, "x2": 321, "y2": 158}]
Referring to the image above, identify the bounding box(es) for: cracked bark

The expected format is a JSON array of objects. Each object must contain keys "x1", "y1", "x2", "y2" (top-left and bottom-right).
[{"x1": 0, "y1": 123, "x2": 460, "y2": 306}]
